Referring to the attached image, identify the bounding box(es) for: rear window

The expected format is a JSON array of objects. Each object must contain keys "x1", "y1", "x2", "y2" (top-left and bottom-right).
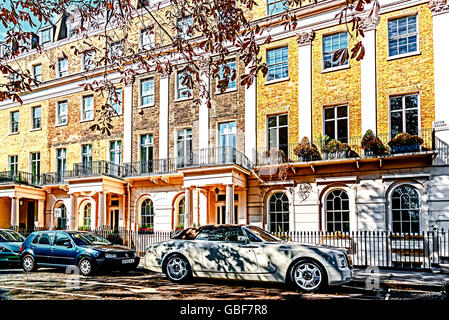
[
  {"x1": 38, "y1": 233, "x2": 53, "y2": 245},
  {"x1": 31, "y1": 234, "x2": 40, "y2": 244}
]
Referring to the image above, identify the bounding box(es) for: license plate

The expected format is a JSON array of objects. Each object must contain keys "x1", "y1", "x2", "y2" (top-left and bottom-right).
[{"x1": 122, "y1": 259, "x2": 134, "y2": 264}]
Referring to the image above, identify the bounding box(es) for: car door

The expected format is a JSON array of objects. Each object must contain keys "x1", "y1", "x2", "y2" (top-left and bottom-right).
[
  {"x1": 33, "y1": 232, "x2": 54, "y2": 264},
  {"x1": 50, "y1": 232, "x2": 77, "y2": 266},
  {"x1": 196, "y1": 227, "x2": 228, "y2": 272},
  {"x1": 219, "y1": 227, "x2": 258, "y2": 273}
]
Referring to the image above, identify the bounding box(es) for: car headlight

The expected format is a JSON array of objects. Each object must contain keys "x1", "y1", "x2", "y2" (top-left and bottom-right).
[
  {"x1": 105, "y1": 253, "x2": 117, "y2": 259},
  {"x1": 336, "y1": 252, "x2": 347, "y2": 269}
]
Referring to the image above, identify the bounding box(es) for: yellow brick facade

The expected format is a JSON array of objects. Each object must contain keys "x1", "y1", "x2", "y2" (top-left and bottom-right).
[
  {"x1": 257, "y1": 36, "x2": 299, "y2": 150},
  {"x1": 376, "y1": 4, "x2": 435, "y2": 138}
]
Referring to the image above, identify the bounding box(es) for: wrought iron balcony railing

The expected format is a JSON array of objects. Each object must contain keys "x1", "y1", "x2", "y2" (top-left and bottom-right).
[
  {"x1": 0, "y1": 171, "x2": 41, "y2": 187},
  {"x1": 123, "y1": 158, "x2": 177, "y2": 177},
  {"x1": 256, "y1": 128, "x2": 436, "y2": 166},
  {"x1": 41, "y1": 171, "x2": 70, "y2": 185},
  {"x1": 68, "y1": 161, "x2": 125, "y2": 179},
  {"x1": 176, "y1": 146, "x2": 253, "y2": 171}
]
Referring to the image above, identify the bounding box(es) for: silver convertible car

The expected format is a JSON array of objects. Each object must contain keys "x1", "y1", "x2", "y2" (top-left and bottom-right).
[{"x1": 143, "y1": 225, "x2": 353, "y2": 292}]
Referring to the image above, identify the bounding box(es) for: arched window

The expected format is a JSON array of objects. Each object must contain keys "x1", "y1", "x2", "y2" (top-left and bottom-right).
[
  {"x1": 268, "y1": 192, "x2": 289, "y2": 233},
  {"x1": 177, "y1": 197, "x2": 185, "y2": 228},
  {"x1": 55, "y1": 203, "x2": 67, "y2": 229},
  {"x1": 325, "y1": 190, "x2": 350, "y2": 233},
  {"x1": 141, "y1": 199, "x2": 154, "y2": 227},
  {"x1": 391, "y1": 185, "x2": 420, "y2": 233},
  {"x1": 83, "y1": 203, "x2": 91, "y2": 228}
]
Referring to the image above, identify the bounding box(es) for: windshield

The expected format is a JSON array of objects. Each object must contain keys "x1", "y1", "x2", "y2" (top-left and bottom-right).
[
  {"x1": 245, "y1": 226, "x2": 282, "y2": 242},
  {"x1": 70, "y1": 232, "x2": 111, "y2": 246},
  {"x1": 0, "y1": 230, "x2": 26, "y2": 242}
]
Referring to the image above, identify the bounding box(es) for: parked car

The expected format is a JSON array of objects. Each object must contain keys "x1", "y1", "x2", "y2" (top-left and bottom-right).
[
  {"x1": 143, "y1": 225, "x2": 353, "y2": 292},
  {"x1": 0, "y1": 229, "x2": 26, "y2": 267},
  {"x1": 20, "y1": 231, "x2": 140, "y2": 276}
]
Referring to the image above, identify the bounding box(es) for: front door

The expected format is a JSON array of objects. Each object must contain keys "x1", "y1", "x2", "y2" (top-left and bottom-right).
[
  {"x1": 50, "y1": 232, "x2": 76, "y2": 266},
  {"x1": 110, "y1": 209, "x2": 119, "y2": 230},
  {"x1": 27, "y1": 201, "x2": 35, "y2": 229},
  {"x1": 216, "y1": 205, "x2": 238, "y2": 224}
]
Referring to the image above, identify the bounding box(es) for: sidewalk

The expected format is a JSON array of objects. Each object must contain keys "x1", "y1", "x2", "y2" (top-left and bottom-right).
[{"x1": 352, "y1": 267, "x2": 449, "y2": 292}]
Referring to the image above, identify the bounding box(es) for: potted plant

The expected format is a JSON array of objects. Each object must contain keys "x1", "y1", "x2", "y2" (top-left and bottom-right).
[
  {"x1": 175, "y1": 224, "x2": 184, "y2": 232},
  {"x1": 293, "y1": 137, "x2": 321, "y2": 162},
  {"x1": 388, "y1": 132, "x2": 423, "y2": 154},
  {"x1": 138, "y1": 224, "x2": 154, "y2": 235},
  {"x1": 361, "y1": 130, "x2": 388, "y2": 156},
  {"x1": 263, "y1": 148, "x2": 288, "y2": 164},
  {"x1": 322, "y1": 139, "x2": 348, "y2": 160},
  {"x1": 78, "y1": 226, "x2": 91, "y2": 231}
]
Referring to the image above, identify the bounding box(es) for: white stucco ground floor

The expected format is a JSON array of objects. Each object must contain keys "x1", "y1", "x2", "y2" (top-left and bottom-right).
[{"x1": 1, "y1": 154, "x2": 449, "y2": 234}]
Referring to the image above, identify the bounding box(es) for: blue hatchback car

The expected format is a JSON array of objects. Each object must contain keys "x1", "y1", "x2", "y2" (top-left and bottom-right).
[
  {"x1": 20, "y1": 231, "x2": 140, "y2": 276},
  {"x1": 0, "y1": 229, "x2": 26, "y2": 267}
]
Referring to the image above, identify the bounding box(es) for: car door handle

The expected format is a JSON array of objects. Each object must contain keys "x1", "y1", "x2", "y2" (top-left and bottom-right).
[
  {"x1": 240, "y1": 245, "x2": 258, "y2": 249},
  {"x1": 51, "y1": 248, "x2": 55, "y2": 251}
]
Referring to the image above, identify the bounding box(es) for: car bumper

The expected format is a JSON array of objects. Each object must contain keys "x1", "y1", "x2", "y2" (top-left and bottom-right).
[
  {"x1": 95, "y1": 257, "x2": 141, "y2": 271},
  {"x1": 327, "y1": 267, "x2": 354, "y2": 286}
]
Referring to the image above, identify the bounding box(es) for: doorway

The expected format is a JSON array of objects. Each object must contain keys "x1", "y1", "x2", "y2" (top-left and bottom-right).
[
  {"x1": 110, "y1": 209, "x2": 119, "y2": 230},
  {"x1": 27, "y1": 201, "x2": 35, "y2": 229},
  {"x1": 216, "y1": 205, "x2": 238, "y2": 224}
]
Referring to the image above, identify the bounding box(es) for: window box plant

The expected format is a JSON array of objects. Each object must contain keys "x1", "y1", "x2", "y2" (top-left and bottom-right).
[
  {"x1": 175, "y1": 224, "x2": 184, "y2": 232},
  {"x1": 262, "y1": 148, "x2": 288, "y2": 164},
  {"x1": 78, "y1": 226, "x2": 91, "y2": 231},
  {"x1": 388, "y1": 133, "x2": 423, "y2": 154},
  {"x1": 138, "y1": 224, "x2": 154, "y2": 235},
  {"x1": 321, "y1": 139, "x2": 348, "y2": 160},
  {"x1": 361, "y1": 130, "x2": 388, "y2": 156},
  {"x1": 293, "y1": 137, "x2": 321, "y2": 162}
]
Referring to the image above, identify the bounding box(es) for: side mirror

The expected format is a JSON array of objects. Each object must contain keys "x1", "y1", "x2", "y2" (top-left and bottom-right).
[
  {"x1": 237, "y1": 235, "x2": 247, "y2": 243},
  {"x1": 63, "y1": 241, "x2": 72, "y2": 248}
]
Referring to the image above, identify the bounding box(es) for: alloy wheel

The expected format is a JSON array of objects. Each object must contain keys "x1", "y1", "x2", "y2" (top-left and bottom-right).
[
  {"x1": 79, "y1": 259, "x2": 92, "y2": 275},
  {"x1": 23, "y1": 256, "x2": 34, "y2": 272},
  {"x1": 293, "y1": 262, "x2": 322, "y2": 291},
  {"x1": 166, "y1": 256, "x2": 187, "y2": 281}
]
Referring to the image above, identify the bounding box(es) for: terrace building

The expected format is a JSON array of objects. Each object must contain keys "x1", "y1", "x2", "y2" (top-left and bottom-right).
[{"x1": 0, "y1": 0, "x2": 448, "y2": 237}]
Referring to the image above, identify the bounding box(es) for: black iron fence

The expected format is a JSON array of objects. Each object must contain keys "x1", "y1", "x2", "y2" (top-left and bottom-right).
[
  {"x1": 70, "y1": 160, "x2": 124, "y2": 179},
  {"x1": 177, "y1": 146, "x2": 253, "y2": 170},
  {"x1": 0, "y1": 171, "x2": 41, "y2": 187},
  {"x1": 9, "y1": 225, "x2": 449, "y2": 270}
]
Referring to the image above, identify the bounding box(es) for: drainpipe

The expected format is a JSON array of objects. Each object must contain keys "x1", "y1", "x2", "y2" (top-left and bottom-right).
[{"x1": 127, "y1": 183, "x2": 131, "y2": 230}]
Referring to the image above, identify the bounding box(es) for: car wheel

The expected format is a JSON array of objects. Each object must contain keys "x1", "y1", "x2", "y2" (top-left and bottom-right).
[
  {"x1": 290, "y1": 259, "x2": 327, "y2": 293},
  {"x1": 78, "y1": 257, "x2": 94, "y2": 276},
  {"x1": 22, "y1": 254, "x2": 37, "y2": 272},
  {"x1": 164, "y1": 254, "x2": 191, "y2": 283}
]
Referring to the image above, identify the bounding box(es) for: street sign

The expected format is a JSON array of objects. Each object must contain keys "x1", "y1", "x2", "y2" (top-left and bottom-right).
[{"x1": 433, "y1": 120, "x2": 449, "y2": 131}]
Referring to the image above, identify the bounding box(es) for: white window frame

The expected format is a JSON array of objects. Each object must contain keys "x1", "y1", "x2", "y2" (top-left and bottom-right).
[
  {"x1": 388, "y1": 93, "x2": 421, "y2": 140},
  {"x1": 267, "y1": 113, "x2": 289, "y2": 152},
  {"x1": 176, "y1": 69, "x2": 193, "y2": 100},
  {"x1": 33, "y1": 64, "x2": 42, "y2": 82},
  {"x1": 40, "y1": 27, "x2": 53, "y2": 45},
  {"x1": 217, "y1": 59, "x2": 237, "y2": 93},
  {"x1": 139, "y1": 133, "x2": 154, "y2": 163},
  {"x1": 387, "y1": 14, "x2": 420, "y2": 59},
  {"x1": 267, "y1": 191, "x2": 290, "y2": 233},
  {"x1": 56, "y1": 101, "x2": 68, "y2": 126},
  {"x1": 140, "y1": 27, "x2": 154, "y2": 50},
  {"x1": 8, "y1": 155, "x2": 18, "y2": 175},
  {"x1": 109, "y1": 88, "x2": 123, "y2": 116},
  {"x1": 82, "y1": 50, "x2": 95, "y2": 71},
  {"x1": 139, "y1": 78, "x2": 155, "y2": 107},
  {"x1": 10, "y1": 110, "x2": 19, "y2": 134},
  {"x1": 322, "y1": 105, "x2": 349, "y2": 143},
  {"x1": 57, "y1": 58, "x2": 68, "y2": 78},
  {"x1": 31, "y1": 106, "x2": 42, "y2": 130},
  {"x1": 81, "y1": 95, "x2": 94, "y2": 121},
  {"x1": 266, "y1": 46, "x2": 289, "y2": 83},
  {"x1": 266, "y1": 0, "x2": 288, "y2": 16},
  {"x1": 322, "y1": 32, "x2": 349, "y2": 71},
  {"x1": 109, "y1": 140, "x2": 122, "y2": 165},
  {"x1": 81, "y1": 144, "x2": 93, "y2": 165},
  {"x1": 177, "y1": 17, "x2": 194, "y2": 40}
]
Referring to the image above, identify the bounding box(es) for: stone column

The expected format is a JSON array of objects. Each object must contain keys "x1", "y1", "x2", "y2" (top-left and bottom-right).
[
  {"x1": 98, "y1": 192, "x2": 105, "y2": 228},
  {"x1": 185, "y1": 188, "x2": 192, "y2": 227},
  {"x1": 360, "y1": 16, "x2": 379, "y2": 135},
  {"x1": 123, "y1": 82, "x2": 134, "y2": 164},
  {"x1": 225, "y1": 184, "x2": 234, "y2": 224},
  {"x1": 159, "y1": 72, "x2": 170, "y2": 159},
  {"x1": 90, "y1": 197, "x2": 97, "y2": 230},
  {"x1": 37, "y1": 200, "x2": 45, "y2": 228},
  {"x1": 244, "y1": 64, "x2": 257, "y2": 164},
  {"x1": 10, "y1": 197, "x2": 19, "y2": 227},
  {"x1": 296, "y1": 30, "x2": 315, "y2": 141},
  {"x1": 69, "y1": 194, "x2": 77, "y2": 231},
  {"x1": 198, "y1": 65, "x2": 210, "y2": 163},
  {"x1": 430, "y1": 0, "x2": 449, "y2": 143}
]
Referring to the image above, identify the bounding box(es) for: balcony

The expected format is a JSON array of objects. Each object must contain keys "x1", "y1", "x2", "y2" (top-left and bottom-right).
[
  {"x1": 66, "y1": 161, "x2": 125, "y2": 180},
  {"x1": 41, "y1": 171, "x2": 70, "y2": 185},
  {"x1": 256, "y1": 129, "x2": 438, "y2": 166},
  {"x1": 123, "y1": 158, "x2": 177, "y2": 177},
  {"x1": 0, "y1": 171, "x2": 41, "y2": 187},
  {"x1": 176, "y1": 146, "x2": 253, "y2": 171}
]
